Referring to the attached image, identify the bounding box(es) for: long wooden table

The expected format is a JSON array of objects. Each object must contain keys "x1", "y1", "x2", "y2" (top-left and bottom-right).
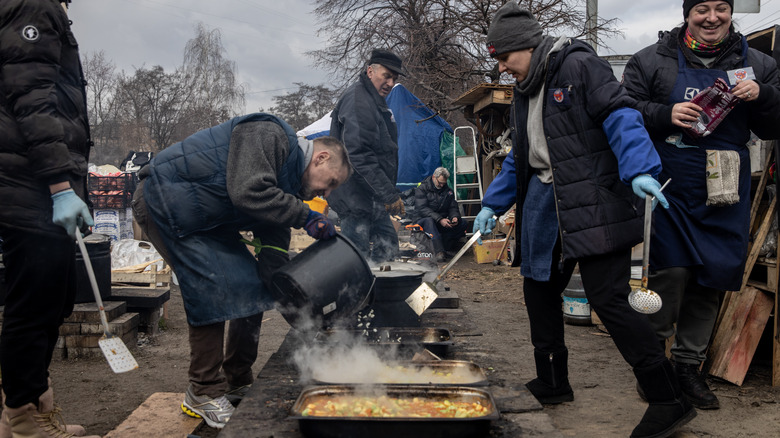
[{"x1": 218, "y1": 287, "x2": 547, "y2": 438}]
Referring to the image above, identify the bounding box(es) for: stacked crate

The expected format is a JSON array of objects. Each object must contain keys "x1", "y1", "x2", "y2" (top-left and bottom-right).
[{"x1": 88, "y1": 173, "x2": 136, "y2": 241}]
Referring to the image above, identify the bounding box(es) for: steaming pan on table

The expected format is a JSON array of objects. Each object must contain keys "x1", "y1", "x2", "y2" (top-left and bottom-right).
[
  {"x1": 315, "y1": 327, "x2": 454, "y2": 358},
  {"x1": 311, "y1": 359, "x2": 488, "y2": 386},
  {"x1": 290, "y1": 384, "x2": 498, "y2": 438}
]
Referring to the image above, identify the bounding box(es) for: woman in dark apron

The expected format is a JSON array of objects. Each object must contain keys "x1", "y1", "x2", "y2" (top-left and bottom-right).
[{"x1": 623, "y1": 0, "x2": 780, "y2": 411}]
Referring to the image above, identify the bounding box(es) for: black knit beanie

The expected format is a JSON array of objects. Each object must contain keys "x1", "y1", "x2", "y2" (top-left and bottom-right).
[
  {"x1": 486, "y1": 2, "x2": 543, "y2": 58},
  {"x1": 683, "y1": 0, "x2": 734, "y2": 19}
]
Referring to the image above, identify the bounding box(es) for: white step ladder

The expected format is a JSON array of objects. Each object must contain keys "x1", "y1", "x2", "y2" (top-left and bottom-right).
[{"x1": 453, "y1": 126, "x2": 483, "y2": 233}]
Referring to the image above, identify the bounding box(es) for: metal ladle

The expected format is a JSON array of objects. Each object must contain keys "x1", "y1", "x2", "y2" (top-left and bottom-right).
[{"x1": 628, "y1": 179, "x2": 671, "y2": 314}]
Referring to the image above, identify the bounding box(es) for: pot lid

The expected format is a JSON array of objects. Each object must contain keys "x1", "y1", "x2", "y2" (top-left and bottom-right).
[
  {"x1": 372, "y1": 270, "x2": 425, "y2": 279},
  {"x1": 371, "y1": 261, "x2": 430, "y2": 273}
]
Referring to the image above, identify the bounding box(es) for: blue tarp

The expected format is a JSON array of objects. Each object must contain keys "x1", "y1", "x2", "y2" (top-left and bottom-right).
[
  {"x1": 386, "y1": 84, "x2": 452, "y2": 188},
  {"x1": 297, "y1": 84, "x2": 452, "y2": 190}
]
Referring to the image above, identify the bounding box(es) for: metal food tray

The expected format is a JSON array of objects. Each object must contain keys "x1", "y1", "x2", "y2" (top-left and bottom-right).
[
  {"x1": 311, "y1": 360, "x2": 488, "y2": 387},
  {"x1": 290, "y1": 384, "x2": 499, "y2": 438},
  {"x1": 315, "y1": 327, "x2": 454, "y2": 358}
]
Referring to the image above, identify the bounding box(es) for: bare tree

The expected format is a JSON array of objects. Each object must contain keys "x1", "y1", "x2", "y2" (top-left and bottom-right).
[
  {"x1": 82, "y1": 50, "x2": 121, "y2": 164},
  {"x1": 265, "y1": 83, "x2": 338, "y2": 131},
  {"x1": 181, "y1": 23, "x2": 246, "y2": 133},
  {"x1": 310, "y1": 0, "x2": 620, "y2": 115},
  {"x1": 115, "y1": 66, "x2": 191, "y2": 152}
]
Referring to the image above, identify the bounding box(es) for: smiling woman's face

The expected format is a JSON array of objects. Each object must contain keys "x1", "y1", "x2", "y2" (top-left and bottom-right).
[{"x1": 687, "y1": 1, "x2": 732, "y2": 44}]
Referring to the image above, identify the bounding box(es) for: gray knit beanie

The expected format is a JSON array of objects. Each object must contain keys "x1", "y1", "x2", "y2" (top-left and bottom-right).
[
  {"x1": 683, "y1": 0, "x2": 733, "y2": 19},
  {"x1": 486, "y1": 2, "x2": 543, "y2": 58}
]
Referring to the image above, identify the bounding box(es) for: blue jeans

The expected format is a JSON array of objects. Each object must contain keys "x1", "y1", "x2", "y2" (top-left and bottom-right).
[{"x1": 339, "y1": 201, "x2": 399, "y2": 263}]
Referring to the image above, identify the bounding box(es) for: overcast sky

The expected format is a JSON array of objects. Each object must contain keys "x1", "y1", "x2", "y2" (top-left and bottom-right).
[{"x1": 68, "y1": 0, "x2": 780, "y2": 113}]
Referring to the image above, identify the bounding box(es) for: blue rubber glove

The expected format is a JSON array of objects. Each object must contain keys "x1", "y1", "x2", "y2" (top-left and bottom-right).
[
  {"x1": 631, "y1": 175, "x2": 669, "y2": 210},
  {"x1": 304, "y1": 210, "x2": 337, "y2": 240},
  {"x1": 51, "y1": 189, "x2": 94, "y2": 239},
  {"x1": 472, "y1": 207, "x2": 496, "y2": 244}
]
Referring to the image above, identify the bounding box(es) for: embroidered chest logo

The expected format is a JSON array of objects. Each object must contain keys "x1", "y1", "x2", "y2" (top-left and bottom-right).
[
  {"x1": 684, "y1": 87, "x2": 700, "y2": 101},
  {"x1": 553, "y1": 89, "x2": 565, "y2": 103},
  {"x1": 21, "y1": 25, "x2": 40, "y2": 42}
]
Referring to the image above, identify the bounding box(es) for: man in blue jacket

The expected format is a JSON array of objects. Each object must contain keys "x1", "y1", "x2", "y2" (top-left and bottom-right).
[
  {"x1": 133, "y1": 114, "x2": 350, "y2": 429},
  {"x1": 473, "y1": 3, "x2": 693, "y2": 438},
  {"x1": 327, "y1": 49, "x2": 406, "y2": 263}
]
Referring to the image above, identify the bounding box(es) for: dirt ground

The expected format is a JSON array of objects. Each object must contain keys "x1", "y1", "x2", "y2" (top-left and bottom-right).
[{"x1": 41, "y1": 252, "x2": 780, "y2": 437}]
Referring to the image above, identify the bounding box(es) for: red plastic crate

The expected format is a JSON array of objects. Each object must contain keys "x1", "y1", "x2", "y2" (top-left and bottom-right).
[
  {"x1": 87, "y1": 173, "x2": 135, "y2": 192},
  {"x1": 90, "y1": 192, "x2": 133, "y2": 209}
]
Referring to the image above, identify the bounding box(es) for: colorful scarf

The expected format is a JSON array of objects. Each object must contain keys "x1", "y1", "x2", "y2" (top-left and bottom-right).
[{"x1": 683, "y1": 27, "x2": 729, "y2": 56}]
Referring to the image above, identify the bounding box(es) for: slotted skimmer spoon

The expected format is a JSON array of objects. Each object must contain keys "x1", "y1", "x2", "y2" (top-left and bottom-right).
[
  {"x1": 76, "y1": 232, "x2": 139, "y2": 373},
  {"x1": 628, "y1": 180, "x2": 670, "y2": 314}
]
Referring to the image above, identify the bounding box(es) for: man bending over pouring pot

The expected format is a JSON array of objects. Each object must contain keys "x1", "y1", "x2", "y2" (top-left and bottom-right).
[
  {"x1": 473, "y1": 3, "x2": 695, "y2": 438},
  {"x1": 132, "y1": 113, "x2": 351, "y2": 429}
]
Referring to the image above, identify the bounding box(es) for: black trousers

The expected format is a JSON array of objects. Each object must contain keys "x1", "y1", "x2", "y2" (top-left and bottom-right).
[
  {"x1": 0, "y1": 229, "x2": 77, "y2": 408},
  {"x1": 523, "y1": 240, "x2": 665, "y2": 371},
  {"x1": 417, "y1": 217, "x2": 467, "y2": 253}
]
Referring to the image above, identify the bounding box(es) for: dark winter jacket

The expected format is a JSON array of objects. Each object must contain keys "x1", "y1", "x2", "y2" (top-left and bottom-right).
[
  {"x1": 143, "y1": 113, "x2": 309, "y2": 238},
  {"x1": 327, "y1": 72, "x2": 399, "y2": 216},
  {"x1": 622, "y1": 27, "x2": 780, "y2": 143},
  {"x1": 483, "y1": 39, "x2": 661, "y2": 263},
  {"x1": 414, "y1": 175, "x2": 460, "y2": 223},
  {"x1": 0, "y1": 0, "x2": 91, "y2": 236}
]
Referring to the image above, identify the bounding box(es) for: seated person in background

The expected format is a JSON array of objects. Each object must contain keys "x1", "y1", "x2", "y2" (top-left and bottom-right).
[{"x1": 414, "y1": 167, "x2": 467, "y2": 262}]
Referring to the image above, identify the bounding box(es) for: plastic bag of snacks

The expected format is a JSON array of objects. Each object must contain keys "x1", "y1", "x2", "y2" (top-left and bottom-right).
[{"x1": 685, "y1": 77, "x2": 741, "y2": 138}]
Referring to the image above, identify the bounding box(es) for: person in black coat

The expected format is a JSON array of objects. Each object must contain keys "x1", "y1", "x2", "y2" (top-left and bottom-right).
[
  {"x1": 414, "y1": 167, "x2": 466, "y2": 262},
  {"x1": 327, "y1": 49, "x2": 406, "y2": 263},
  {"x1": 0, "y1": 1, "x2": 99, "y2": 436},
  {"x1": 622, "y1": 0, "x2": 780, "y2": 411},
  {"x1": 474, "y1": 4, "x2": 692, "y2": 438}
]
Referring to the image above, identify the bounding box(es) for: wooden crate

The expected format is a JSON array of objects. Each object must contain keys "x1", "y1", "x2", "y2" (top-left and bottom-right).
[{"x1": 112, "y1": 263, "x2": 171, "y2": 288}]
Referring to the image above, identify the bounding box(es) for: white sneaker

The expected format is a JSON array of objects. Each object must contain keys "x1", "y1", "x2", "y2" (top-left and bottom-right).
[{"x1": 181, "y1": 385, "x2": 234, "y2": 429}]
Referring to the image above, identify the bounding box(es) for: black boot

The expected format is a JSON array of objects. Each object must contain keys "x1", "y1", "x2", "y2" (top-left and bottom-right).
[
  {"x1": 631, "y1": 360, "x2": 696, "y2": 438},
  {"x1": 676, "y1": 362, "x2": 720, "y2": 409},
  {"x1": 526, "y1": 349, "x2": 574, "y2": 404}
]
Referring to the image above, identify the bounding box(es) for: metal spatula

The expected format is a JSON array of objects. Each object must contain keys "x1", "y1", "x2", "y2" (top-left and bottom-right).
[
  {"x1": 628, "y1": 180, "x2": 670, "y2": 314},
  {"x1": 76, "y1": 232, "x2": 139, "y2": 373},
  {"x1": 405, "y1": 230, "x2": 483, "y2": 316}
]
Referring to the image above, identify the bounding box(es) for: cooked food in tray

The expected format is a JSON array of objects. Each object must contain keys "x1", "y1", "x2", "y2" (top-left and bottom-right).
[{"x1": 300, "y1": 394, "x2": 493, "y2": 418}]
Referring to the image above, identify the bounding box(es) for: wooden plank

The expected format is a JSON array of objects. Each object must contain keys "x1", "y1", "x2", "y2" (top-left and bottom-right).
[
  {"x1": 741, "y1": 196, "x2": 776, "y2": 292},
  {"x1": 474, "y1": 89, "x2": 513, "y2": 113},
  {"x1": 104, "y1": 392, "x2": 201, "y2": 438},
  {"x1": 707, "y1": 286, "x2": 774, "y2": 385},
  {"x1": 109, "y1": 287, "x2": 170, "y2": 308},
  {"x1": 749, "y1": 146, "x2": 774, "y2": 228},
  {"x1": 775, "y1": 281, "x2": 780, "y2": 387}
]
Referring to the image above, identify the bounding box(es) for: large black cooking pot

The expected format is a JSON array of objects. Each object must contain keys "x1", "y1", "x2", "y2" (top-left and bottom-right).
[
  {"x1": 372, "y1": 267, "x2": 425, "y2": 302},
  {"x1": 271, "y1": 233, "x2": 374, "y2": 330}
]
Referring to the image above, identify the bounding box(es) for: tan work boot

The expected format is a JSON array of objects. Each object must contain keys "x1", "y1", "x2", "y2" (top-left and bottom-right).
[
  {"x1": 1, "y1": 388, "x2": 98, "y2": 438},
  {"x1": 1, "y1": 387, "x2": 86, "y2": 437}
]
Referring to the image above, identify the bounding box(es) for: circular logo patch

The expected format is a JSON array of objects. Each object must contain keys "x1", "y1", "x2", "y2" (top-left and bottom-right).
[
  {"x1": 735, "y1": 69, "x2": 747, "y2": 81},
  {"x1": 553, "y1": 89, "x2": 564, "y2": 103},
  {"x1": 21, "y1": 25, "x2": 40, "y2": 42}
]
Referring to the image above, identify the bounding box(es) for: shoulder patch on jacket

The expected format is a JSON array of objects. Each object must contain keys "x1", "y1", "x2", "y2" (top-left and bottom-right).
[{"x1": 21, "y1": 25, "x2": 40, "y2": 42}]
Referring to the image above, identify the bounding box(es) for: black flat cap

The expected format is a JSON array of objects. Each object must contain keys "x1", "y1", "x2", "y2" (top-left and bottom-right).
[{"x1": 368, "y1": 48, "x2": 405, "y2": 76}]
